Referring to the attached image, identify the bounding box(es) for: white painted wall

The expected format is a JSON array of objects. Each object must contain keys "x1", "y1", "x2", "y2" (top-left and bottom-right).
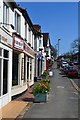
[
  {"x1": 37, "y1": 37, "x2": 39, "y2": 51},
  {"x1": 21, "y1": 15, "x2": 25, "y2": 39},
  {"x1": 0, "y1": 0, "x2": 3, "y2": 23}
]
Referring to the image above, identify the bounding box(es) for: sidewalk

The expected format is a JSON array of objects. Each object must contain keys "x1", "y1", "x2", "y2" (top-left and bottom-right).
[
  {"x1": 1, "y1": 100, "x2": 28, "y2": 119},
  {"x1": 0, "y1": 86, "x2": 34, "y2": 119}
]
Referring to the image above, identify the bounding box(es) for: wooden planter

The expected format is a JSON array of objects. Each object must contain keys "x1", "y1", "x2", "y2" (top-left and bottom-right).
[{"x1": 34, "y1": 93, "x2": 48, "y2": 103}]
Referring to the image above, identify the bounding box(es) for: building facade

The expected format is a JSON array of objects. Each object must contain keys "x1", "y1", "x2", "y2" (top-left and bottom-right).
[
  {"x1": 0, "y1": 1, "x2": 14, "y2": 108},
  {"x1": 0, "y1": 0, "x2": 52, "y2": 108}
]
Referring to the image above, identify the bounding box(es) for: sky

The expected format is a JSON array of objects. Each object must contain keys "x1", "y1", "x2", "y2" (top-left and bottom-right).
[{"x1": 17, "y1": 2, "x2": 78, "y2": 55}]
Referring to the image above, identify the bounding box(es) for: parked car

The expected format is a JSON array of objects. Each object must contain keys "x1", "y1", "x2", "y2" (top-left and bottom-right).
[
  {"x1": 64, "y1": 65, "x2": 74, "y2": 75},
  {"x1": 67, "y1": 68, "x2": 78, "y2": 78},
  {"x1": 61, "y1": 61, "x2": 68, "y2": 68},
  {"x1": 68, "y1": 61, "x2": 74, "y2": 66},
  {"x1": 74, "y1": 60, "x2": 79, "y2": 65}
]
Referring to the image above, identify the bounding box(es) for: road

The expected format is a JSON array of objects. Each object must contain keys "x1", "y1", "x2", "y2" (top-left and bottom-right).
[{"x1": 23, "y1": 62, "x2": 79, "y2": 118}]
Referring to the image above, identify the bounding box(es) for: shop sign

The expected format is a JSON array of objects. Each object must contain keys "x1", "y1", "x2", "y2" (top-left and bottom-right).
[
  {"x1": 0, "y1": 29, "x2": 13, "y2": 48},
  {"x1": 24, "y1": 42, "x2": 35, "y2": 57},
  {"x1": 13, "y1": 36, "x2": 24, "y2": 51}
]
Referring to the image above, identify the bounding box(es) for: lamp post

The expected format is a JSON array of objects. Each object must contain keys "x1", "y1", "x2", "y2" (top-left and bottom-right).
[
  {"x1": 58, "y1": 39, "x2": 61, "y2": 57},
  {"x1": 55, "y1": 43, "x2": 58, "y2": 58}
]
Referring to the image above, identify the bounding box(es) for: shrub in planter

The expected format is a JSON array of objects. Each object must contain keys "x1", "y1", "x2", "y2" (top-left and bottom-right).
[
  {"x1": 43, "y1": 70, "x2": 49, "y2": 78},
  {"x1": 32, "y1": 80, "x2": 50, "y2": 102},
  {"x1": 32, "y1": 80, "x2": 50, "y2": 96}
]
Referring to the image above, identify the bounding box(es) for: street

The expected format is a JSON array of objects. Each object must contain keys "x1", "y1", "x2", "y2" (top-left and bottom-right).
[{"x1": 22, "y1": 62, "x2": 79, "y2": 118}]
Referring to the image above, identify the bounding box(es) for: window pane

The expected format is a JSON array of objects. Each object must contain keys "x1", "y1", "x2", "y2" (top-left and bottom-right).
[
  {"x1": 12, "y1": 52, "x2": 18, "y2": 86},
  {"x1": 27, "y1": 62, "x2": 29, "y2": 80},
  {"x1": 0, "y1": 48, "x2": 2, "y2": 56},
  {"x1": 3, "y1": 3, "x2": 9, "y2": 25},
  {"x1": 24, "y1": 55, "x2": 26, "y2": 82},
  {"x1": 27, "y1": 56, "x2": 29, "y2": 61},
  {"x1": 0, "y1": 59, "x2": 1, "y2": 96},
  {"x1": 3, "y1": 59, "x2": 8, "y2": 95},
  {"x1": 4, "y1": 49, "x2": 9, "y2": 58},
  {"x1": 15, "y1": 12, "x2": 21, "y2": 34}
]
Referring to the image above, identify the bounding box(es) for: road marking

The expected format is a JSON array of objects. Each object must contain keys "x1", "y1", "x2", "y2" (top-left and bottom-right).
[
  {"x1": 69, "y1": 97, "x2": 78, "y2": 100},
  {"x1": 57, "y1": 86, "x2": 64, "y2": 88},
  {"x1": 70, "y1": 79, "x2": 80, "y2": 92},
  {"x1": 73, "y1": 92, "x2": 78, "y2": 95}
]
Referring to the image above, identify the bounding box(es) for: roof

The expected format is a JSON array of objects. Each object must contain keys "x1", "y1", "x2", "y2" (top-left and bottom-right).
[
  {"x1": 33, "y1": 24, "x2": 42, "y2": 36},
  {"x1": 33, "y1": 24, "x2": 41, "y2": 32}
]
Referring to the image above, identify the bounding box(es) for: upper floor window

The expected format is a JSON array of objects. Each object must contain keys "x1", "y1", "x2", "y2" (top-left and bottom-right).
[
  {"x1": 3, "y1": 3, "x2": 9, "y2": 27},
  {"x1": 25, "y1": 22, "x2": 27, "y2": 41},
  {"x1": 39, "y1": 39, "x2": 41, "y2": 47},
  {"x1": 28, "y1": 28, "x2": 31, "y2": 43},
  {"x1": 15, "y1": 11, "x2": 21, "y2": 34}
]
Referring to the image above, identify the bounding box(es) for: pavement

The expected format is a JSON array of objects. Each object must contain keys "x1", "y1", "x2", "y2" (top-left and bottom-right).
[
  {"x1": 0, "y1": 62, "x2": 80, "y2": 119},
  {"x1": 1, "y1": 86, "x2": 34, "y2": 119},
  {"x1": 22, "y1": 63, "x2": 79, "y2": 118}
]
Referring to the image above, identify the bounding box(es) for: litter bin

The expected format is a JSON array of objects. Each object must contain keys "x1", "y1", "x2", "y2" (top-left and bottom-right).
[{"x1": 49, "y1": 71, "x2": 53, "y2": 76}]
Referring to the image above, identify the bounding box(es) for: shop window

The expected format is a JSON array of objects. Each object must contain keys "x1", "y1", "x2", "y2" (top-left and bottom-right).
[
  {"x1": 12, "y1": 52, "x2": 19, "y2": 86},
  {"x1": 27, "y1": 56, "x2": 29, "y2": 80},
  {"x1": 0, "y1": 49, "x2": 9, "y2": 95},
  {"x1": 27, "y1": 62, "x2": 29, "y2": 80},
  {"x1": 3, "y1": 60, "x2": 8, "y2": 95},
  {"x1": 4, "y1": 49, "x2": 9, "y2": 58},
  {"x1": 30, "y1": 58, "x2": 32, "y2": 80},
  {"x1": 24, "y1": 55, "x2": 26, "y2": 82}
]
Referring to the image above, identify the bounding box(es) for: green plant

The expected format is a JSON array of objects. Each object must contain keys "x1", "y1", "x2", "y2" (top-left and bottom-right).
[
  {"x1": 43, "y1": 70, "x2": 49, "y2": 77},
  {"x1": 40, "y1": 79, "x2": 50, "y2": 84},
  {"x1": 32, "y1": 80, "x2": 50, "y2": 96}
]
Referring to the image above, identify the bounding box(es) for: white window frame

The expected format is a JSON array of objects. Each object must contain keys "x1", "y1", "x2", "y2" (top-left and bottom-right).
[
  {"x1": 3, "y1": 2, "x2": 9, "y2": 28},
  {"x1": 25, "y1": 22, "x2": 27, "y2": 41},
  {"x1": 0, "y1": 48, "x2": 9, "y2": 96},
  {"x1": 14, "y1": 9, "x2": 21, "y2": 34}
]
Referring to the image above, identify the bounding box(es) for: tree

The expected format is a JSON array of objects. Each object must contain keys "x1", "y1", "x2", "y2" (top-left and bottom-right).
[
  {"x1": 50, "y1": 45, "x2": 57, "y2": 58},
  {"x1": 71, "y1": 39, "x2": 79, "y2": 54}
]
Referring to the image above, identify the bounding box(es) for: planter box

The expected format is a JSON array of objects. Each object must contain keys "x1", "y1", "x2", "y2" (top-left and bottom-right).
[{"x1": 34, "y1": 93, "x2": 48, "y2": 103}]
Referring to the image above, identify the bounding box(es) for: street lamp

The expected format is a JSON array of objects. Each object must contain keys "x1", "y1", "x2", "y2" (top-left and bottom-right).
[
  {"x1": 55, "y1": 43, "x2": 58, "y2": 57},
  {"x1": 0, "y1": 22, "x2": 14, "y2": 29},
  {"x1": 58, "y1": 39, "x2": 61, "y2": 57}
]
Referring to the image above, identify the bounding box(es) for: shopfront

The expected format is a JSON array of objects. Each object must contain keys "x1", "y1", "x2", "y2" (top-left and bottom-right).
[
  {"x1": 24, "y1": 42, "x2": 35, "y2": 86},
  {"x1": 11, "y1": 35, "x2": 24, "y2": 96},
  {"x1": 0, "y1": 27, "x2": 13, "y2": 108}
]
